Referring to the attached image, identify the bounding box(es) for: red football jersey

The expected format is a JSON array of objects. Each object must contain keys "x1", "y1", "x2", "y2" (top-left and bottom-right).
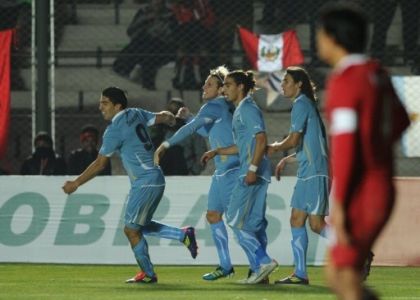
[{"x1": 325, "y1": 55, "x2": 410, "y2": 204}]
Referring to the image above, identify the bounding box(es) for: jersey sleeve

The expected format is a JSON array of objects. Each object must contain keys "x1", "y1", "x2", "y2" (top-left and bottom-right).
[
  {"x1": 290, "y1": 100, "x2": 308, "y2": 133},
  {"x1": 99, "y1": 125, "x2": 122, "y2": 157},
  {"x1": 167, "y1": 103, "x2": 217, "y2": 146},
  {"x1": 328, "y1": 76, "x2": 359, "y2": 204},
  {"x1": 243, "y1": 104, "x2": 266, "y2": 136},
  {"x1": 138, "y1": 109, "x2": 157, "y2": 127}
]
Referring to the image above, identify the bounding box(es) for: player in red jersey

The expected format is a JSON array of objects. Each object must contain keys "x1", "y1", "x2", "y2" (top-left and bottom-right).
[{"x1": 316, "y1": 3, "x2": 410, "y2": 300}]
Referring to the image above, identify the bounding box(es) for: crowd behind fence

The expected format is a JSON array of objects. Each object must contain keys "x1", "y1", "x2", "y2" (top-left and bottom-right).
[{"x1": 0, "y1": 0, "x2": 419, "y2": 176}]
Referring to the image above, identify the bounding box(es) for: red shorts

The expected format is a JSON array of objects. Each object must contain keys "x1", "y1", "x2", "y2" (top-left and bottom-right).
[{"x1": 330, "y1": 175, "x2": 395, "y2": 269}]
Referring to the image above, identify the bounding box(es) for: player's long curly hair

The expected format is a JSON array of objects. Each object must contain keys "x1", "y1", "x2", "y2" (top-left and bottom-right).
[
  {"x1": 226, "y1": 70, "x2": 256, "y2": 95},
  {"x1": 285, "y1": 66, "x2": 317, "y2": 102}
]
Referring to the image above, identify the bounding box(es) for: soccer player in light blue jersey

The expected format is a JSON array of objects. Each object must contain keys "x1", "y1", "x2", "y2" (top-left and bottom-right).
[
  {"x1": 154, "y1": 66, "x2": 239, "y2": 280},
  {"x1": 267, "y1": 66, "x2": 330, "y2": 285},
  {"x1": 62, "y1": 87, "x2": 198, "y2": 284},
  {"x1": 201, "y1": 70, "x2": 278, "y2": 284}
]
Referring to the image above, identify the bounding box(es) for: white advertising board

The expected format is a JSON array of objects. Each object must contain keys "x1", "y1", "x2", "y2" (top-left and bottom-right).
[{"x1": 0, "y1": 176, "x2": 328, "y2": 265}]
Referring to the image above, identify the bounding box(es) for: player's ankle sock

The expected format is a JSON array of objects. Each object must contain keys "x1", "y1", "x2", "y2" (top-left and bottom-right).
[
  {"x1": 133, "y1": 238, "x2": 155, "y2": 277},
  {"x1": 291, "y1": 226, "x2": 308, "y2": 279},
  {"x1": 255, "y1": 245, "x2": 272, "y2": 265},
  {"x1": 142, "y1": 220, "x2": 184, "y2": 241},
  {"x1": 210, "y1": 221, "x2": 232, "y2": 271},
  {"x1": 256, "y1": 227, "x2": 268, "y2": 251}
]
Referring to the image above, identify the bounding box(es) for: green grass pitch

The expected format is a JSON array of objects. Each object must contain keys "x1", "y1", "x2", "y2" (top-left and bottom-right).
[{"x1": 1, "y1": 264, "x2": 419, "y2": 300}]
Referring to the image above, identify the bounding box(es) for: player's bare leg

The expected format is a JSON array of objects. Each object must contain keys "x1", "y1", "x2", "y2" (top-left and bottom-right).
[
  {"x1": 326, "y1": 262, "x2": 362, "y2": 300},
  {"x1": 308, "y1": 214, "x2": 327, "y2": 235}
]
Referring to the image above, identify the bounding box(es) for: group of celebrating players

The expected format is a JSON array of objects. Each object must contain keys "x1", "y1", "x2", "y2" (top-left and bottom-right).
[{"x1": 62, "y1": 3, "x2": 410, "y2": 300}]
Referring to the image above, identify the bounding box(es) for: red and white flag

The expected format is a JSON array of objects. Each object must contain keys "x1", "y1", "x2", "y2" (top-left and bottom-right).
[
  {"x1": 0, "y1": 29, "x2": 13, "y2": 159},
  {"x1": 238, "y1": 27, "x2": 304, "y2": 72}
]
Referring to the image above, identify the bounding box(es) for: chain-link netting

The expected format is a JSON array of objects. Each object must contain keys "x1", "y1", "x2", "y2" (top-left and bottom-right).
[{"x1": 1, "y1": 0, "x2": 419, "y2": 175}]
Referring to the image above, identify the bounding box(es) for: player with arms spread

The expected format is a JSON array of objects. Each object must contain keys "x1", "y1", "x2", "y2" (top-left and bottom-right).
[
  {"x1": 154, "y1": 66, "x2": 239, "y2": 281},
  {"x1": 62, "y1": 87, "x2": 198, "y2": 284},
  {"x1": 317, "y1": 3, "x2": 410, "y2": 299}
]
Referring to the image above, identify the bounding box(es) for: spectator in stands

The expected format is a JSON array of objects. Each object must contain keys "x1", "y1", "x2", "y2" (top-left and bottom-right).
[
  {"x1": 257, "y1": 0, "x2": 305, "y2": 30},
  {"x1": 171, "y1": 0, "x2": 217, "y2": 90},
  {"x1": 370, "y1": 0, "x2": 420, "y2": 71},
  {"x1": 20, "y1": 131, "x2": 67, "y2": 175},
  {"x1": 112, "y1": 0, "x2": 177, "y2": 90},
  {"x1": 67, "y1": 124, "x2": 111, "y2": 175},
  {"x1": 0, "y1": 166, "x2": 10, "y2": 175},
  {"x1": 150, "y1": 97, "x2": 207, "y2": 175}
]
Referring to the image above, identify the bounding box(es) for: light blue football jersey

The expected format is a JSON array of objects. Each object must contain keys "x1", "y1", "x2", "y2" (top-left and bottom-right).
[
  {"x1": 232, "y1": 96, "x2": 271, "y2": 181},
  {"x1": 99, "y1": 108, "x2": 164, "y2": 184},
  {"x1": 290, "y1": 94, "x2": 329, "y2": 178},
  {"x1": 167, "y1": 96, "x2": 240, "y2": 174}
]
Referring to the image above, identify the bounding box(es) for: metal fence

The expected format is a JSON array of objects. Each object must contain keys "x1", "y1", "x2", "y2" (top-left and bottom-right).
[{"x1": 1, "y1": 0, "x2": 419, "y2": 175}]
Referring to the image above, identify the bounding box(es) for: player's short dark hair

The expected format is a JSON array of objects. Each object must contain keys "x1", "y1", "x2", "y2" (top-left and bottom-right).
[
  {"x1": 318, "y1": 1, "x2": 368, "y2": 53},
  {"x1": 102, "y1": 87, "x2": 128, "y2": 109}
]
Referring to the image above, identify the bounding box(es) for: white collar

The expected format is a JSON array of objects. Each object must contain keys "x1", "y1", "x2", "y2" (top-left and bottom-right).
[
  {"x1": 293, "y1": 93, "x2": 304, "y2": 103},
  {"x1": 237, "y1": 95, "x2": 251, "y2": 108},
  {"x1": 112, "y1": 109, "x2": 126, "y2": 122}
]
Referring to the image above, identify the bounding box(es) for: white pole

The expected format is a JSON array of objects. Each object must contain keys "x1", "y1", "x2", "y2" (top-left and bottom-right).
[
  {"x1": 31, "y1": 0, "x2": 36, "y2": 151},
  {"x1": 50, "y1": 0, "x2": 56, "y2": 149}
]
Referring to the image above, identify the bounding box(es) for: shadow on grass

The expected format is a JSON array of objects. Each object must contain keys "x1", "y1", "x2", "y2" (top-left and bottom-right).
[{"x1": 112, "y1": 282, "x2": 331, "y2": 295}]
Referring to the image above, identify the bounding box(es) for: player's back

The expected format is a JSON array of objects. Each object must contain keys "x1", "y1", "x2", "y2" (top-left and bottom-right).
[
  {"x1": 327, "y1": 60, "x2": 409, "y2": 175},
  {"x1": 101, "y1": 108, "x2": 163, "y2": 183}
]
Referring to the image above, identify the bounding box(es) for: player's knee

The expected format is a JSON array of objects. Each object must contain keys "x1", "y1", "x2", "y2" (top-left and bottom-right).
[
  {"x1": 206, "y1": 211, "x2": 222, "y2": 224},
  {"x1": 309, "y1": 217, "x2": 326, "y2": 234},
  {"x1": 290, "y1": 215, "x2": 305, "y2": 228},
  {"x1": 309, "y1": 222, "x2": 323, "y2": 234},
  {"x1": 123, "y1": 226, "x2": 138, "y2": 239}
]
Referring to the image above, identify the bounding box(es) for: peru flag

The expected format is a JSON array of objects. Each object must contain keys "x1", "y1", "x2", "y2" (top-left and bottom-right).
[
  {"x1": 238, "y1": 27, "x2": 304, "y2": 72},
  {"x1": 0, "y1": 29, "x2": 13, "y2": 159}
]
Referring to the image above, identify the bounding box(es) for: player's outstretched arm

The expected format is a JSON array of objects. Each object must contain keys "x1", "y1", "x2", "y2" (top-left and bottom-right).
[
  {"x1": 267, "y1": 132, "x2": 301, "y2": 156},
  {"x1": 200, "y1": 145, "x2": 238, "y2": 164},
  {"x1": 62, "y1": 154, "x2": 110, "y2": 194},
  {"x1": 155, "y1": 110, "x2": 176, "y2": 127},
  {"x1": 154, "y1": 112, "x2": 210, "y2": 166}
]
